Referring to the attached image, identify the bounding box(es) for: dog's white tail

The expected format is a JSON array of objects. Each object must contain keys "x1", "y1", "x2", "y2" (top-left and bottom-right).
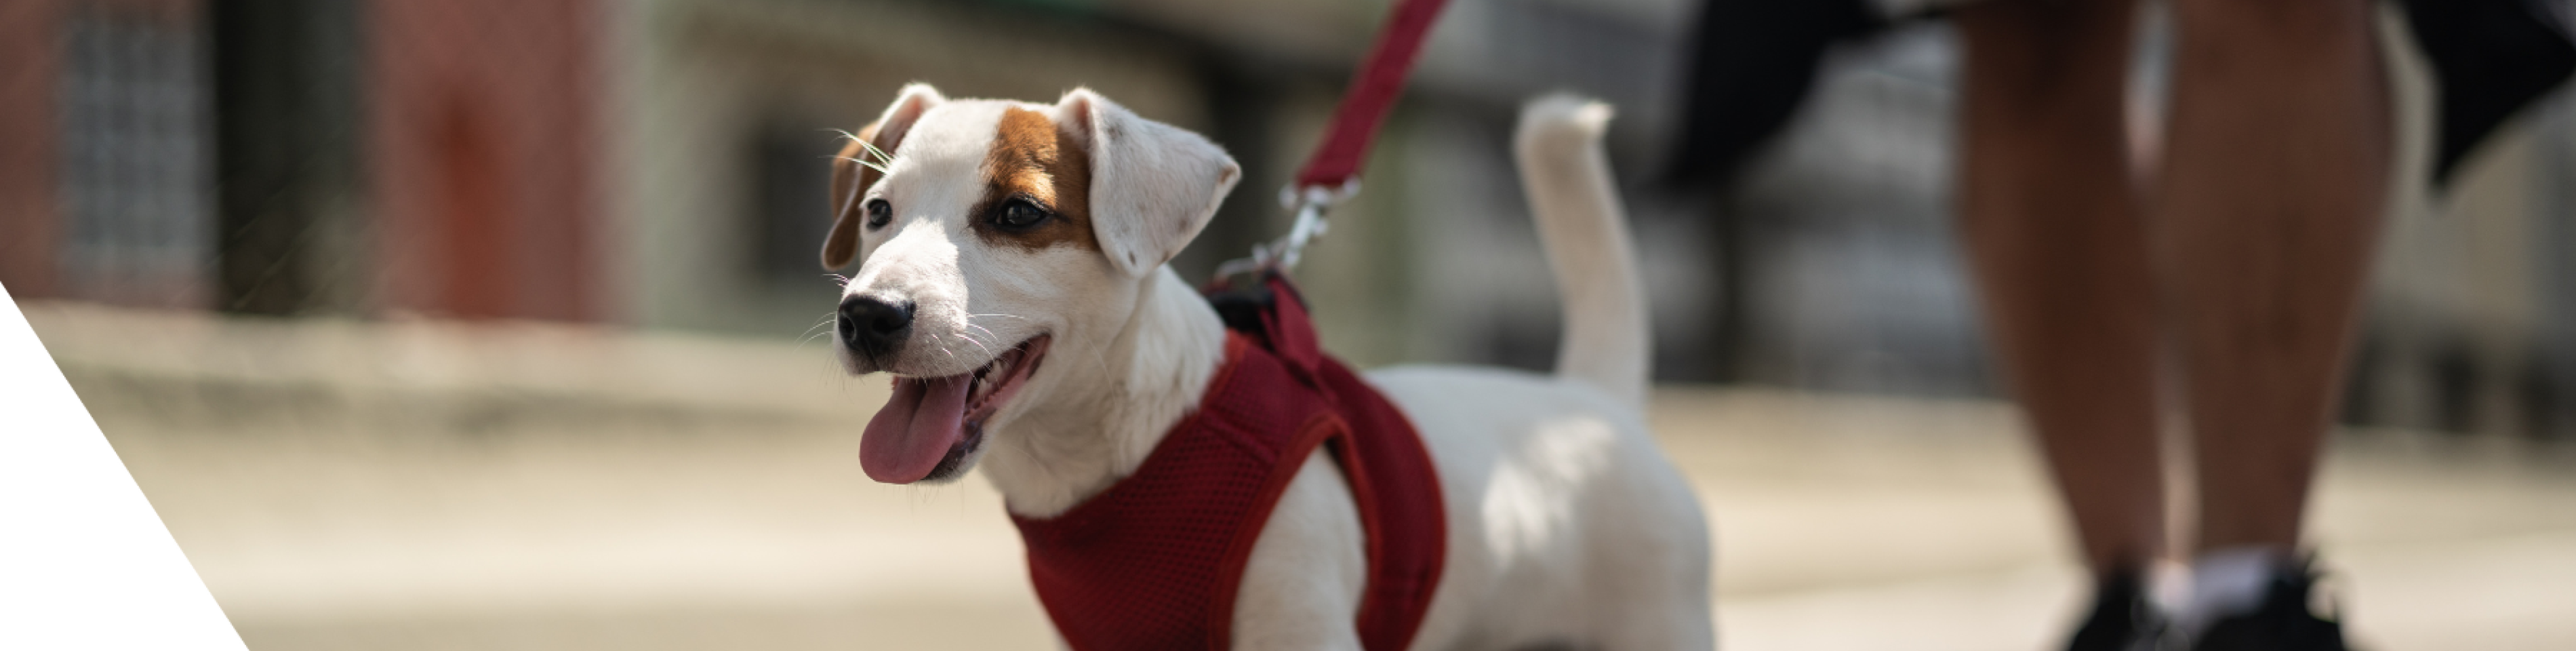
[{"x1": 1514, "y1": 96, "x2": 1649, "y2": 408}]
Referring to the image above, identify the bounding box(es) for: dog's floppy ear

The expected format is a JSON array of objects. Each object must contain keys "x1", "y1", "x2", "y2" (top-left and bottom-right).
[
  {"x1": 1055, "y1": 88, "x2": 1240, "y2": 276},
  {"x1": 822, "y1": 83, "x2": 946, "y2": 271}
]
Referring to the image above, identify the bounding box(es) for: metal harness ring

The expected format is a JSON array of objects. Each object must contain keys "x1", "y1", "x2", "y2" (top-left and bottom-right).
[{"x1": 1213, "y1": 180, "x2": 1361, "y2": 282}]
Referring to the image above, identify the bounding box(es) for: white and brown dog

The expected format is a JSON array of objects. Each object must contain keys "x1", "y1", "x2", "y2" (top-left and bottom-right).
[{"x1": 823, "y1": 83, "x2": 1712, "y2": 650}]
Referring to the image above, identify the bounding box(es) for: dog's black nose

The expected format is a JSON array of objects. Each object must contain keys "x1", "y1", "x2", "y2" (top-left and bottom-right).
[{"x1": 837, "y1": 295, "x2": 914, "y2": 359}]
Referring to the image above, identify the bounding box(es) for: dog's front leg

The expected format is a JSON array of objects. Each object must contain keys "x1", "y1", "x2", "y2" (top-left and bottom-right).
[{"x1": 1230, "y1": 455, "x2": 1371, "y2": 650}]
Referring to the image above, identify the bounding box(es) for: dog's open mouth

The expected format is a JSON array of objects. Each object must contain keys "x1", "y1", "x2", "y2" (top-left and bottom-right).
[{"x1": 859, "y1": 335, "x2": 1051, "y2": 484}]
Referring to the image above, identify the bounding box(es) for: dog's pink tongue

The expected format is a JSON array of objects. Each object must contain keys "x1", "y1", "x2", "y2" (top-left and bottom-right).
[{"x1": 860, "y1": 374, "x2": 973, "y2": 484}]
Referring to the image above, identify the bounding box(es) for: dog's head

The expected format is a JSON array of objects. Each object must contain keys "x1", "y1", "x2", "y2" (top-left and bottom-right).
[{"x1": 822, "y1": 84, "x2": 1239, "y2": 485}]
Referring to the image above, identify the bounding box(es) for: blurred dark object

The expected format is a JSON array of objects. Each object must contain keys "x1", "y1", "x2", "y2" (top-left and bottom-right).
[
  {"x1": 2064, "y1": 570, "x2": 2175, "y2": 651},
  {"x1": 212, "y1": 0, "x2": 363, "y2": 315},
  {"x1": 2399, "y1": 0, "x2": 2576, "y2": 186},
  {"x1": 1662, "y1": 0, "x2": 1886, "y2": 191},
  {"x1": 1664, "y1": 0, "x2": 2576, "y2": 190},
  {"x1": 1662, "y1": 0, "x2": 1889, "y2": 383}
]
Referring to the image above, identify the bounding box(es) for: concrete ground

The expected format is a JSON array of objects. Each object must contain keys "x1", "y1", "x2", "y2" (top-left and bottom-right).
[{"x1": 26, "y1": 301, "x2": 2576, "y2": 650}]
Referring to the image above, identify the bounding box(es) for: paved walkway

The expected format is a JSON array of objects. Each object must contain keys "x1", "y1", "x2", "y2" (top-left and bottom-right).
[{"x1": 28, "y1": 302, "x2": 2576, "y2": 650}]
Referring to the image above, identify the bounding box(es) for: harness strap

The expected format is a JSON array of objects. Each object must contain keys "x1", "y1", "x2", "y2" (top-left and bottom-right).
[{"x1": 1214, "y1": 273, "x2": 1445, "y2": 651}]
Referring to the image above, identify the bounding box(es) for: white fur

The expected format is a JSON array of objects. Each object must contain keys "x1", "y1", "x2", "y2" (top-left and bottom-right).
[
  {"x1": 832, "y1": 86, "x2": 1712, "y2": 650},
  {"x1": 1518, "y1": 96, "x2": 1652, "y2": 408}
]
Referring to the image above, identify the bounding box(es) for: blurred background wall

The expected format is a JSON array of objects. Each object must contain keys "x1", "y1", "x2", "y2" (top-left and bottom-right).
[{"x1": 4, "y1": 0, "x2": 2575, "y2": 435}]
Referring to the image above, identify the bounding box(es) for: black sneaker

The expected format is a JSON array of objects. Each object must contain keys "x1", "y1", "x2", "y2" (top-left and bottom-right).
[
  {"x1": 2190, "y1": 564, "x2": 2349, "y2": 651},
  {"x1": 2068, "y1": 570, "x2": 2177, "y2": 651}
]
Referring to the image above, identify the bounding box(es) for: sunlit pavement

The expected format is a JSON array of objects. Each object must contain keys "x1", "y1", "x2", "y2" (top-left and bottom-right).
[{"x1": 29, "y1": 302, "x2": 2576, "y2": 651}]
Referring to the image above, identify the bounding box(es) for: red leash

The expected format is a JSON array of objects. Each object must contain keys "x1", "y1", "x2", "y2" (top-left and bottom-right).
[
  {"x1": 1217, "y1": 0, "x2": 1451, "y2": 279},
  {"x1": 1295, "y1": 0, "x2": 1453, "y2": 190}
]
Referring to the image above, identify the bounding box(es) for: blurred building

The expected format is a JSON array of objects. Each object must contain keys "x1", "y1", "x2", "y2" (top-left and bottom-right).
[
  {"x1": 1, "y1": 0, "x2": 593, "y2": 319},
  {"x1": 3, "y1": 0, "x2": 218, "y2": 310},
  {"x1": 3, "y1": 0, "x2": 2573, "y2": 437},
  {"x1": 0, "y1": 0, "x2": 1707, "y2": 363}
]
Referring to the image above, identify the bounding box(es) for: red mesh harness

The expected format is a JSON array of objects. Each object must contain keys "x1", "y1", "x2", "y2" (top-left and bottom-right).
[{"x1": 1009, "y1": 275, "x2": 1447, "y2": 651}]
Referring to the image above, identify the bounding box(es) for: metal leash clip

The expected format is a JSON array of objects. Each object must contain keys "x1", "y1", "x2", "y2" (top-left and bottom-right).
[{"x1": 1213, "y1": 180, "x2": 1361, "y2": 283}]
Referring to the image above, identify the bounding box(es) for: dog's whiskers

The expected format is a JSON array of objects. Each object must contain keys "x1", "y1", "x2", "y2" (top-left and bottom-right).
[
  {"x1": 795, "y1": 313, "x2": 839, "y2": 349},
  {"x1": 839, "y1": 154, "x2": 902, "y2": 175},
  {"x1": 959, "y1": 324, "x2": 1002, "y2": 358},
  {"x1": 926, "y1": 332, "x2": 961, "y2": 364},
  {"x1": 826, "y1": 129, "x2": 898, "y2": 170},
  {"x1": 803, "y1": 313, "x2": 836, "y2": 331}
]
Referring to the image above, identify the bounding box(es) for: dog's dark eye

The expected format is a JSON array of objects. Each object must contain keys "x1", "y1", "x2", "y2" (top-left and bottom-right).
[
  {"x1": 992, "y1": 198, "x2": 1049, "y2": 231},
  {"x1": 865, "y1": 199, "x2": 892, "y2": 229}
]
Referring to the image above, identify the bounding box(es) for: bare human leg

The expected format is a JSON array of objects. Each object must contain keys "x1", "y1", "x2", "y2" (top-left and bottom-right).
[
  {"x1": 2158, "y1": 0, "x2": 2388, "y2": 555},
  {"x1": 2158, "y1": 5, "x2": 2386, "y2": 646},
  {"x1": 1956, "y1": 0, "x2": 2166, "y2": 576}
]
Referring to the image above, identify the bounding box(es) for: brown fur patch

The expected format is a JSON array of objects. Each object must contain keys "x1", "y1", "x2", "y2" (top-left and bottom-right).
[
  {"x1": 971, "y1": 107, "x2": 1095, "y2": 251},
  {"x1": 823, "y1": 122, "x2": 894, "y2": 269}
]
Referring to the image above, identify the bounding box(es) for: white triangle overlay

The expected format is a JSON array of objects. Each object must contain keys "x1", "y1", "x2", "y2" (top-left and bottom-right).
[{"x1": 0, "y1": 285, "x2": 248, "y2": 650}]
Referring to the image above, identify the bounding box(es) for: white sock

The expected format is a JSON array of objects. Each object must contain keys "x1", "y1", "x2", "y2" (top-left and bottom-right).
[
  {"x1": 2181, "y1": 546, "x2": 2291, "y2": 633},
  {"x1": 2146, "y1": 560, "x2": 2192, "y2": 617}
]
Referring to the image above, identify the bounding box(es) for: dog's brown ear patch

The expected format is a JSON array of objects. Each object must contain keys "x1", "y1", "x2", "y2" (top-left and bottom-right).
[
  {"x1": 969, "y1": 107, "x2": 1095, "y2": 252},
  {"x1": 824, "y1": 85, "x2": 942, "y2": 271},
  {"x1": 822, "y1": 123, "x2": 886, "y2": 270}
]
